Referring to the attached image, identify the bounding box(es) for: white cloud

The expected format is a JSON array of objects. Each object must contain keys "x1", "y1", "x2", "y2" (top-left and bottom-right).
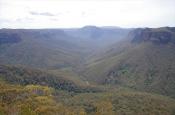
[{"x1": 0, "y1": 0, "x2": 175, "y2": 28}]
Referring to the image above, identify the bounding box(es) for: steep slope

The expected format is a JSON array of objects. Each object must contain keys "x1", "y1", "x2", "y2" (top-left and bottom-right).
[
  {"x1": 0, "y1": 27, "x2": 129, "y2": 70},
  {"x1": 83, "y1": 27, "x2": 175, "y2": 98},
  {"x1": 0, "y1": 29, "x2": 88, "y2": 69}
]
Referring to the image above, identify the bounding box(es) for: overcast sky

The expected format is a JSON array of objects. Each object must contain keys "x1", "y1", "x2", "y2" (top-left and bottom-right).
[{"x1": 0, "y1": 0, "x2": 175, "y2": 29}]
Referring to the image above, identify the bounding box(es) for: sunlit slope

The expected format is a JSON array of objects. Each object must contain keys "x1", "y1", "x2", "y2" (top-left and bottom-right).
[
  {"x1": 1, "y1": 81, "x2": 175, "y2": 115},
  {"x1": 65, "y1": 90, "x2": 175, "y2": 115},
  {"x1": 83, "y1": 27, "x2": 175, "y2": 97}
]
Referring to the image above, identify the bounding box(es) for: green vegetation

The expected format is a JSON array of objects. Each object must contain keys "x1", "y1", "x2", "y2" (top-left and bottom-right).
[
  {"x1": 0, "y1": 80, "x2": 175, "y2": 115},
  {"x1": 0, "y1": 27, "x2": 175, "y2": 114},
  {"x1": 0, "y1": 65, "x2": 101, "y2": 93},
  {"x1": 0, "y1": 81, "x2": 87, "y2": 115},
  {"x1": 84, "y1": 27, "x2": 175, "y2": 98}
]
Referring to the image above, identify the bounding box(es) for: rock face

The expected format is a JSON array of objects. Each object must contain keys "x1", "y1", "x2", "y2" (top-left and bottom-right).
[
  {"x1": 0, "y1": 33, "x2": 21, "y2": 44},
  {"x1": 131, "y1": 28, "x2": 174, "y2": 44}
]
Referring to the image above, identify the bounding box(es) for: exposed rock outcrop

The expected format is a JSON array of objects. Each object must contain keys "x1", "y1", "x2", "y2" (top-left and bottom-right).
[{"x1": 131, "y1": 28, "x2": 174, "y2": 44}]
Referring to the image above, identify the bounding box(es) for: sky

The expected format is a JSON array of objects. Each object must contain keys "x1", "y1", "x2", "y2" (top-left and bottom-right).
[{"x1": 0, "y1": 0, "x2": 175, "y2": 29}]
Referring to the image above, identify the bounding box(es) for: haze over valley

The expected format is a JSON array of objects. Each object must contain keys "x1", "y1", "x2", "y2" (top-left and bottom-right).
[{"x1": 0, "y1": 0, "x2": 175, "y2": 115}]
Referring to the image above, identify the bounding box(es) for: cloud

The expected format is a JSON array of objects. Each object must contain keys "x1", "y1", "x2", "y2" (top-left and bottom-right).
[
  {"x1": 0, "y1": 0, "x2": 175, "y2": 28},
  {"x1": 15, "y1": 17, "x2": 34, "y2": 22},
  {"x1": 30, "y1": 11, "x2": 55, "y2": 16}
]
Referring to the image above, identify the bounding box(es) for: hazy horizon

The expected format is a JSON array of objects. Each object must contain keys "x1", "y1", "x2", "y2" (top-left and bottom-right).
[
  {"x1": 1, "y1": 25, "x2": 175, "y2": 30},
  {"x1": 0, "y1": 0, "x2": 175, "y2": 29}
]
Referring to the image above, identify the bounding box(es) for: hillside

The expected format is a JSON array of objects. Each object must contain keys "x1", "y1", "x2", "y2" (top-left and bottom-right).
[
  {"x1": 83, "y1": 27, "x2": 175, "y2": 98},
  {"x1": 0, "y1": 27, "x2": 129, "y2": 70},
  {"x1": 1, "y1": 27, "x2": 175, "y2": 114},
  {"x1": 0, "y1": 65, "x2": 101, "y2": 93},
  {"x1": 0, "y1": 29, "x2": 86, "y2": 69},
  {"x1": 1, "y1": 81, "x2": 175, "y2": 115}
]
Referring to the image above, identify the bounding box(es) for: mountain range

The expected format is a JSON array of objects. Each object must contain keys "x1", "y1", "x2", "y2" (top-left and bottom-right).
[{"x1": 0, "y1": 26, "x2": 175, "y2": 115}]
